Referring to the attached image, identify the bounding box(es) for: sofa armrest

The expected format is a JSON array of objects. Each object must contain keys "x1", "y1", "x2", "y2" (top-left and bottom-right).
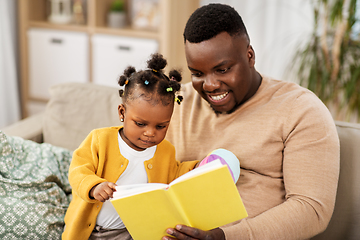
[
  {"x1": 1, "y1": 112, "x2": 44, "y2": 143},
  {"x1": 311, "y1": 120, "x2": 360, "y2": 240}
]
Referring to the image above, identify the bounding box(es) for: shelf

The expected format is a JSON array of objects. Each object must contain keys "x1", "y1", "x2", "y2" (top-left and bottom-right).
[
  {"x1": 28, "y1": 21, "x2": 159, "y2": 39},
  {"x1": 18, "y1": 0, "x2": 200, "y2": 118},
  {"x1": 29, "y1": 21, "x2": 89, "y2": 33},
  {"x1": 94, "y1": 26, "x2": 158, "y2": 39}
]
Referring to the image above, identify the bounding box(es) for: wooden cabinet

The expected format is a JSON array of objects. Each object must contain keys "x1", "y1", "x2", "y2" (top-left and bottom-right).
[
  {"x1": 28, "y1": 28, "x2": 89, "y2": 99},
  {"x1": 92, "y1": 34, "x2": 159, "y2": 87},
  {"x1": 18, "y1": 0, "x2": 199, "y2": 117}
]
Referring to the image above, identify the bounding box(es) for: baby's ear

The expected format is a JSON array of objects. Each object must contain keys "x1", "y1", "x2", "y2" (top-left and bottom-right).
[{"x1": 118, "y1": 104, "x2": 126, "y2": 121}]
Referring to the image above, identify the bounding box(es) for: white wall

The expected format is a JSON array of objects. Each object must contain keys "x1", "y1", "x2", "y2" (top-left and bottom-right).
[
  {"x1": 0, "y1": 0, "x2": 21, "y2": 128},
  {"x1": 200, "y1": 0, "x2": 314, "y2": 82}
]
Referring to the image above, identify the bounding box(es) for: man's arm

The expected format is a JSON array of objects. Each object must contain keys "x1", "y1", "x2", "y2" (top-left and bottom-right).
[{"x1": 164, "y1": 93, "x2": 340, "y2": 240}]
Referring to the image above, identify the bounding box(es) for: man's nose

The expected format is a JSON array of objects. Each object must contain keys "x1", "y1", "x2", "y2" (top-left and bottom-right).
[{"x1": 203, "y1": 74, "x2": 221, "y2": 92}]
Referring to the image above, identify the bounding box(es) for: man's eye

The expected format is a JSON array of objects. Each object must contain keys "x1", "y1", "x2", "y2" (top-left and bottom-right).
[
  {"x1": 191, "y1": 72, "x2": 202, "y2": 77},
  {"x1": 218, "y1": 68, "x2": 230, "y2": 73}
]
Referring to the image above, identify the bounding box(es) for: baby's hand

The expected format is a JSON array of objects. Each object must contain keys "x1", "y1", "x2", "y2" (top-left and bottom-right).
[{"x1": 90, "y1": 182, "x2": 117, "y2": 202}]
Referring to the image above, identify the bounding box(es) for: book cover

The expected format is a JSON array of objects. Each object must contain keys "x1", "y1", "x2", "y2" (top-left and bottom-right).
[{"x1": 110, "y1": 160, "x2": 247, "y2": 240}]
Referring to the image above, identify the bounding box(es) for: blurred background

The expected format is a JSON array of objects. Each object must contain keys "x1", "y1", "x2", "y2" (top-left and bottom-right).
[{"x1": 0, "y1": 0, "x2": 359, "y2": 129}]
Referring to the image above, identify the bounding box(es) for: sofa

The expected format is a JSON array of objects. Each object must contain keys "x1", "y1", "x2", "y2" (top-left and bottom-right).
[{"x1": 2, "y1": 82, "x2": 360, "y2": 240}]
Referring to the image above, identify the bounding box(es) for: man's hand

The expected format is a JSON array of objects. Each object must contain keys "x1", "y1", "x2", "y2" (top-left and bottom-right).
[
  {"x1": 89, "y1": 182, "x2": 117, "y2": 202},
  {"x1": 162, "y1": 225, "x2": 225, "y2": 240}
]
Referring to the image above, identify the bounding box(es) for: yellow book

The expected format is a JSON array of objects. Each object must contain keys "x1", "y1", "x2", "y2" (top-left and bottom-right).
[{"x1": 110, "y1": 160, "x2": 248, "y2": 240}]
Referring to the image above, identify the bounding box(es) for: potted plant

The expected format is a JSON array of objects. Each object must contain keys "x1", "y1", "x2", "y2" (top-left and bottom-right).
[
  {"x1": 289, "y1": 0, "x2": 360, "y2": 122},
  {"x1": 107, "y1": 0, "x2": 126, "y2": 28}
]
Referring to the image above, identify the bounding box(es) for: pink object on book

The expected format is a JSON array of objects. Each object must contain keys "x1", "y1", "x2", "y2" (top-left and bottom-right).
[{"x1": 198, "y1": 148, "x2": 240, "y2": 183}]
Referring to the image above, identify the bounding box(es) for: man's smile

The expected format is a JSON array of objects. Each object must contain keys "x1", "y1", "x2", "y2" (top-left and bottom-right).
[{"x1": 209, "y1": 92, "x2": 229, "y2": 101}]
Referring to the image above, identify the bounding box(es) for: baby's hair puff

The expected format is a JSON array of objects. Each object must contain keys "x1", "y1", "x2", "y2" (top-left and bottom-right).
[{"x1": 118, "y1": 53, "x2": 183, "y2": 106}]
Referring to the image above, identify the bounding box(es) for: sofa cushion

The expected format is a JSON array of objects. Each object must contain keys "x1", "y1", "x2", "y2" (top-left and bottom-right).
[
  {"x1": 312, "y1": 121, "x2": 360, "y2": 240},
  {"x1": 43, "y1": 83, "x2": 122, "y2": 151},
  {"x1": 0, "y1": 131, "x2": 72, "y2": 239}
]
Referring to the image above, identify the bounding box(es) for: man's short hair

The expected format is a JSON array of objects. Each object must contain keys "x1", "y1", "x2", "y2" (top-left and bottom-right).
[{"x1": 183, "y1": 3, "x2": 249, "y2": 43}]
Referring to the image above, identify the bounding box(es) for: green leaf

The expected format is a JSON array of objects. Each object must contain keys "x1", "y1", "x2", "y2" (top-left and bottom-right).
[{"x1": 111, "y1": 0, "x2": 125, "y2": 12}]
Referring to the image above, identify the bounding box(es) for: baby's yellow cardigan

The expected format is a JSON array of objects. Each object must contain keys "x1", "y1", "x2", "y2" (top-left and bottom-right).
[{"x1": 62, "y1": 126, "x2": 198, "y2": 240}]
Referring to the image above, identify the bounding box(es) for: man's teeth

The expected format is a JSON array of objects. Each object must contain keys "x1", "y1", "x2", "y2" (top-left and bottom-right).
[{"x1": 210, "y1": 92, "x2": 228, "y2": 101}]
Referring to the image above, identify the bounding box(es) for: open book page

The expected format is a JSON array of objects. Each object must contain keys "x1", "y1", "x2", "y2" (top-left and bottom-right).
[
  {"x1": 167, "y1": 161, "x2": 246, "y2": 230},
  {"x1": 111, "y1": 185, "x2": 192, "y2": 240},
  {"x1": 112, "y1": 159, "x2": 223, "y2": 200},
  {"x1": 170, "y1": 159, "x2": 222, "y2": 185},
  {"x1": 112, "y1": 183, "x2": 166, "y2": 199}
]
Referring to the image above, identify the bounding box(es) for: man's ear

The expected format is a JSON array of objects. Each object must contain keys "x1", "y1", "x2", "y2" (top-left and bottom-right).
[
  {"x1": 248, "y1": 45, "x2": 255, "y2": 67},
  {"x1": 118, "y1": 104, "x2": 126, "y2": 121}
]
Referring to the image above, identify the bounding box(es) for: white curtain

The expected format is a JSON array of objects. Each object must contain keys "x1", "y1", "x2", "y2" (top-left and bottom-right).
[
  {"x1": 0, "y1": 0, "x2": 21, "y2": 128},
  {"x1": 200, "y1": 0, "x2": 313, "y2": 82}
]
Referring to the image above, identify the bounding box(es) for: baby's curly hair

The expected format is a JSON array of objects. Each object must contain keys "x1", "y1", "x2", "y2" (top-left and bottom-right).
[
  {"x1": 183, "y1": 3, "x2": 249, "y2": 43},
  {"x1": 118, "y1": 53, "x2": 183, "y2": 106}
]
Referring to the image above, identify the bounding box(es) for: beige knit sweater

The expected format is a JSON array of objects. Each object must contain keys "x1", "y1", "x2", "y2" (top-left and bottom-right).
[{"x1": 166, "y1": 76, "x2": 340, "y2": 240}]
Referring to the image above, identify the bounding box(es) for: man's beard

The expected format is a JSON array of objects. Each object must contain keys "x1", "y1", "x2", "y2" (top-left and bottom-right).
[{"x1": 210, "y1": 104, "x2": 237, "y2": 115}]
